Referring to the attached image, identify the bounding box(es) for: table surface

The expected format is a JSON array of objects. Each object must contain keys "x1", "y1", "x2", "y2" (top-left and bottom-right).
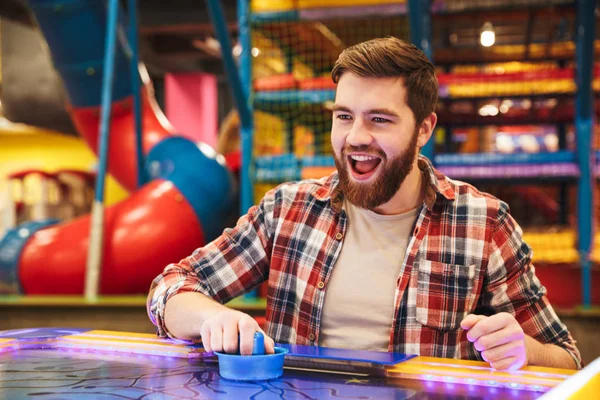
[
  {"x1": 2, "y1": 348, "x2": 543, "y2": 400},
  {"x1": 0, "y1": 327, "x2": 562, "y2": 400}
]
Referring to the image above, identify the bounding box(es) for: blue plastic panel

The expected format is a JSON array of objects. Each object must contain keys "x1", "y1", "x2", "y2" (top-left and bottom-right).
[
  {"x1": 146, "y1": 137, "x2": 236, "y2": 241},
  {"x1": 278, "y1": 343, "x2": 415, "y2": 365},
  {"x1": 27, "y1": 0, "x2": 132, "y2": 107}
]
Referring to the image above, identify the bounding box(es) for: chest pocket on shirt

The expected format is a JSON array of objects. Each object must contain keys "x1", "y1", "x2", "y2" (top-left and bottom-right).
[{"x1": 415, "y1": 260, "x2": 476, "y2": 331}]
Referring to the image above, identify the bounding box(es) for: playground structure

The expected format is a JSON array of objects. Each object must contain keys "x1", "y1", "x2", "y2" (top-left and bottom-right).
[
  {"x1": 239, "y1": 0, "x2": 599, "y2": 308},
  {"x1": 0, "y1": 0, "x2": 598, "y2": 309},
  {"x1": 0, "y1": 0, "x2": 236, "y2": 296}
]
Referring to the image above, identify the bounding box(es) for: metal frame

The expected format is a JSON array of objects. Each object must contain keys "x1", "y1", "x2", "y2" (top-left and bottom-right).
[
  {"x1": 408, "y1": 0, "x2": 434, "y2": 162},
  {"x1": 84, "y1": 0, "x2": 120, "y2": 299},
  {"x1": 575, "y1": 0, "x2": 596, "y2": 308},
  {"x1": 205, "y1": 0, "x2": 254, "y2": 215}
]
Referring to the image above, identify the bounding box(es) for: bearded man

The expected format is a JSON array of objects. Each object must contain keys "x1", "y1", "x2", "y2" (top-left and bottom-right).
[{"x1": 147, "y1": 37, "x2": 581, "y2": 371}]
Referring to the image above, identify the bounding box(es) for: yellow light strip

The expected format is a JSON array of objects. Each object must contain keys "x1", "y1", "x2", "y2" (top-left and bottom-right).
[{"x1": 386, "y1": 356, "x2": 574, "y2": 390}]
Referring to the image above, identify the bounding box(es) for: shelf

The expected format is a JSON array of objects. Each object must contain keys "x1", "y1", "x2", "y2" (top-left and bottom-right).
[
  {"x1": 251, "y1": 3, "x2": 407, "y2": 23},
  {"x1": 435, "y1": 151, "x2": 575, "y2": 166},
  {"x1": 438, "y1": 92, "x2": 584, "y2": 102},
  {"x1": 437, "y1": 163, "x2": 579, "y2": 182},
  {"x1": 432, "y1": 0, "x2": 576, "y2": 15},
  {"x1": 255, "y1": 88, "x2": 594, "y2": 111},
  {"x1": 254, "y1": 152, "x2": 580, "y2": 183},
  {"x1": 250, "y1": 0, "x2": 575, "y2": 23},
  {"x1": 255, "y1": 89, "x2": 335, "y2": 110}
]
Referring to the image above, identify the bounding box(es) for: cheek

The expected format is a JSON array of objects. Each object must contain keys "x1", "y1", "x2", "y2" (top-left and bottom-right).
[{"x1": 330, "y1": 128, "x2": 345, "y2": 154}]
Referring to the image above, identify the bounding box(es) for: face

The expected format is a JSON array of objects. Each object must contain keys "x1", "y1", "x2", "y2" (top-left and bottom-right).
[{"x1": 331, "y1": 73, "x2": 430, "y2": 209}]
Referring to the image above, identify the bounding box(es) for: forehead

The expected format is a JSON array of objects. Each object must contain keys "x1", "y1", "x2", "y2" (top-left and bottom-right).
[{"x1": 334, "y1": 73, "x2": 409, "y2": 111}]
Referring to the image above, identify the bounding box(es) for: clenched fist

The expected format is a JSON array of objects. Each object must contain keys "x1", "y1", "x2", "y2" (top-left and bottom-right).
[
  {"x1": 461, "y1": 313, "x2": 527, "y2": 371},
  {"x1": 200, "y1": 309, "x2": 275, "y2": 355}
]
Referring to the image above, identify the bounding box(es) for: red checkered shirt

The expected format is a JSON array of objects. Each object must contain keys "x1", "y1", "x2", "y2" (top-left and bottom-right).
[{"x1": 147, "y1": 156, "x2": 582, "y2": 368}]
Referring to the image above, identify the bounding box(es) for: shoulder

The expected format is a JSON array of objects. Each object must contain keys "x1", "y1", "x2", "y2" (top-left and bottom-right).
[
  {"x1": 261, "y1": 173, "x2": 338, "y2": 210},
  {"x1": 442, "y1": 175, "x2": 510, "y2": 220}
]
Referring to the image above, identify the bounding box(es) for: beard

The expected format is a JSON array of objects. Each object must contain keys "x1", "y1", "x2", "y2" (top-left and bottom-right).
[{"x1": 334, "y1": 129, "x2": 419, "y2": 210}]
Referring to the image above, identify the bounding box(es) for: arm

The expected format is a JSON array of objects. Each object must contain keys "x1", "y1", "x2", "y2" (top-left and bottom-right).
[
  {"x1": 462, "y1": 202, "x2": 582, "y2": 370},
  {"x1": 146, "y1": 189, "x2": 278, "y2": 352},
  {"x1": 461, "y1": 313, "x2": 576, "y2": 370},
  {"x1": 163, "y1": 292, "x2": 275, "y2": 355},
  {"x1": 525, "y1": 334, "x2": 577, "y2": 369}
]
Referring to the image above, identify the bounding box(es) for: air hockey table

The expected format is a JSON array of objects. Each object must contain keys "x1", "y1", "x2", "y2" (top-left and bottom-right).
[{"x1": 1, "y1": 328, "x2": 597, "y2": 399}]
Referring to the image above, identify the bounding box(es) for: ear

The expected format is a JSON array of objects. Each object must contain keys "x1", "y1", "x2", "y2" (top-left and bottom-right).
[{"x1": 417, "y1": 112, "x2": 437, "y2": 149}]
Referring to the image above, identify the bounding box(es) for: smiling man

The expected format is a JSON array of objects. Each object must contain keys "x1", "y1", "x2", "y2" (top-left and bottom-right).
[{"x1": 147, "y1": 37, "x2": 582, "y2": 371}]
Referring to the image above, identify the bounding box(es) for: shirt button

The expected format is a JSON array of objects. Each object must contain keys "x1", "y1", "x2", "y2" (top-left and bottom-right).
[
  {"x1": 335, "y1": 232, "x2": 343, "y2": 240},
  {"x1": 309, "y1": 333, "x2": 315, "y2": 341},
  {"x1": 317, "y1": 281, "x2": 325, "y2": 289}
]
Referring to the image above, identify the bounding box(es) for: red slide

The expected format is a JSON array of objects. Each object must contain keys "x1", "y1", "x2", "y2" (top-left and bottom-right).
[
  {"x1": 0, "y1": 2, "x2": 234, "y2": 295},
  {"x1": 15, "y1": 86, "x2": 224, "y2": 294}
]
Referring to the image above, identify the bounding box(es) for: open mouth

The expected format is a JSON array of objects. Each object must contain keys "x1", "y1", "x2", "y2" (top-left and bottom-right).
[{"x1": 347, "y1": 154, "x2": 382, "y2": 180}]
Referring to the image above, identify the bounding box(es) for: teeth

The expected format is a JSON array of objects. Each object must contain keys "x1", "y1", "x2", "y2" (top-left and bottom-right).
[{"x1": 350, "y1": 155, "x2": 378, "y2": 162}]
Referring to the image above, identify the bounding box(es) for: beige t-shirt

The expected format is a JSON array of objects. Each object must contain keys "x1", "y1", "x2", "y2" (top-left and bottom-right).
[{"x1": 318, "y1": 199, "x2": 419, "y2": 351}]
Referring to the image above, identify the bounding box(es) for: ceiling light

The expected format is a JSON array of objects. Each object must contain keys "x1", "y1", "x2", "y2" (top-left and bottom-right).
[{"x1": 480, "y1": 22, "x2": 495, "y2": 47}]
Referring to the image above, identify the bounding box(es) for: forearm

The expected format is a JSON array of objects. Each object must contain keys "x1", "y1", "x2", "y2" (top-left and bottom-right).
[
  {"x1": 525, "y1": 335, "x2": 577, "y2": 369},
  {"x1": 164, "y1": 292, "x2": 229, "y2": 341}
]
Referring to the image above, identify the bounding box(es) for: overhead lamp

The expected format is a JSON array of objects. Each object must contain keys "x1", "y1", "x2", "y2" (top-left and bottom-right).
[{"x1": 480, "y1": 22, "x2": 495, "y2": 47}]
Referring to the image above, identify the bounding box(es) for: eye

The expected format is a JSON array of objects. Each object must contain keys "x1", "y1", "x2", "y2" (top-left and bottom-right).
[
  {"x1": 372, "y1": 117, "x2": 391, "y2": 123},
  {"x1": 336, "y1": 114, "x2": 352, "y2": 121}
]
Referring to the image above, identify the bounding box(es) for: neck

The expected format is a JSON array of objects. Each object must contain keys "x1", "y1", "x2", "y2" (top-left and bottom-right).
[{"x1": 373, "y1": 159, "x2": 423, "y2": 215}]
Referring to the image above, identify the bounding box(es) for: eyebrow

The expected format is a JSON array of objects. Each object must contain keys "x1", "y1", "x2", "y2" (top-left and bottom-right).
[{"x1": 331, "y1": 105, "x2": 400, "y2": 118}]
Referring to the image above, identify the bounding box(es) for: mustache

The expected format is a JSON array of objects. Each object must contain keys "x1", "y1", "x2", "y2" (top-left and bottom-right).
[{"x1": 341, "y1": 145, "x2": 386, "y2": 159}]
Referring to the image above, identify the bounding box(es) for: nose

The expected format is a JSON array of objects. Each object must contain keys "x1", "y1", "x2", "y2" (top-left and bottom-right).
[{"x1": 346, "y1": 120, "x2": 373, "y2": 147}]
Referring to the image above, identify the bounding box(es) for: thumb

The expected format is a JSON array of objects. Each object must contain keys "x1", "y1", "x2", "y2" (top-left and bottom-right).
[
  {"x1": 460, "y1": 314, "x2": 487, "y2": 330},
  {"x1": 258, "y1": 328, "x2": 275, "y2": 354},
  {"x1": 264, "y1": 335, "x2": 275, "y2": 354}
]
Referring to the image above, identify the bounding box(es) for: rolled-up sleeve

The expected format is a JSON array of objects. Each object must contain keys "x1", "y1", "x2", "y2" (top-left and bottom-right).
[
  {"x1": 480, "y1": 202, "x2": 583, "y2": 369},
  {"x1": 146, "y1": 189, "x2": 276, "y2": 338}
]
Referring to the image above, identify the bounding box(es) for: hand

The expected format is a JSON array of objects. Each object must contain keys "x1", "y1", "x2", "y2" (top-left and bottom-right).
[
  {"x1": 200, "y1": 309, "x2": 275, "y2": 355},
  {"x1": 460, "y1": 313, "x2": 527, "y2": 370}
]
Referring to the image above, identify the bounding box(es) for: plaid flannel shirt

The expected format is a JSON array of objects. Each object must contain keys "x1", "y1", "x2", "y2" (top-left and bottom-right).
[{"x1": 147, "y1": 156, "x2": 582, "y2": 368}]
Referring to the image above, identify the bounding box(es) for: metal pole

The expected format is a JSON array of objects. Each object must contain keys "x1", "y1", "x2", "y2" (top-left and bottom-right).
[
  {"x1": 408, "y1": 0, "x2": 434, "y2": 162},
  {"x1": 205, "y1": 0, "x2": 254, "y2": 215},
  {"x1": 85, "y1": 0, "x2": 120, "y2": 300},
  {"x1": 128, "y1": 0, "x2": 146, "y2": 188},
  {"x1": 575, "y1": 0, "x2": 596, "y2": 308}
]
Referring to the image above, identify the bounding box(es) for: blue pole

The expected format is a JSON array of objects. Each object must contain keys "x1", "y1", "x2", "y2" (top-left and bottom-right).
[
  {"x1": 408, "y1": 0, "x2": 434, "y2": 162},
  {"x1": 128, "y1": 0, "x2": 146, "y2": 188},
  {"x1": 205, "y1": 0, "x2": 254, "y2": 215},
  {"x1": 575, "y1": 0, "x2": 596, "y2": 308},
  {"x1": 237, "y1": 0, "x2": 254, "y2": 216},
  {"x1": 85, "y1": 0, "x2": 120, "y2": 299}
]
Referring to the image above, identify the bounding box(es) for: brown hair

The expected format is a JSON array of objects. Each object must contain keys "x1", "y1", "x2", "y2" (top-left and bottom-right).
[{"x1": 331, "y1": 37, "x2": 438, "y2": 126}]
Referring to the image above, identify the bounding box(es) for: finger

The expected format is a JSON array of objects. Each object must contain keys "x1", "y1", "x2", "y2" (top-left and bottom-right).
[
  {"x1": 222, "y1": 318, "x2": 240, "y2": 354},
  {"x1": 460, "y1": 314, "x2": 487, "y2": 330},
  {"x1": 474, "y1": 325, "x2": 524, "y2": 352},
  {"x1": 238, "y1": 317, "x2": 257, "y2": 356},
  {"x1": 200, "y1": 322, "x2": 212, "y2": 353},
  {"x1": 466, "y1": 314, "x2": 509, "y2": 342},
  {"x1": 490, "y1": 356, "x2": 518, "y2": 371},
  {"x1": 258, "y1": 328, "x2": 275, "y2": 355},
  {"x1": 210, "y1": 324, "x2": 224, "y2": 353},
  {"x1": 481, "y1": 340, "x2": 521, "y2": 363}
]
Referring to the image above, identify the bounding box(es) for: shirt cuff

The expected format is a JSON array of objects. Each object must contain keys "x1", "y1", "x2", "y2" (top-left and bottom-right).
[{"x1": 148, "y1": 281, "x2": 214, "y2": 339}]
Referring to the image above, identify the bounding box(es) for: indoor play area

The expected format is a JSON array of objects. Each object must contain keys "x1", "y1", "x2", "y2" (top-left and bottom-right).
[{"x1": 0, "y1": 0, "x2": 600, "y2": 398}]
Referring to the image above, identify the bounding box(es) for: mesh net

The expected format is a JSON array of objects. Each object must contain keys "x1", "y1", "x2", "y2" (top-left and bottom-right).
[{"x1": 247, "y1": 0, "x2": 599, "y2": 273}]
